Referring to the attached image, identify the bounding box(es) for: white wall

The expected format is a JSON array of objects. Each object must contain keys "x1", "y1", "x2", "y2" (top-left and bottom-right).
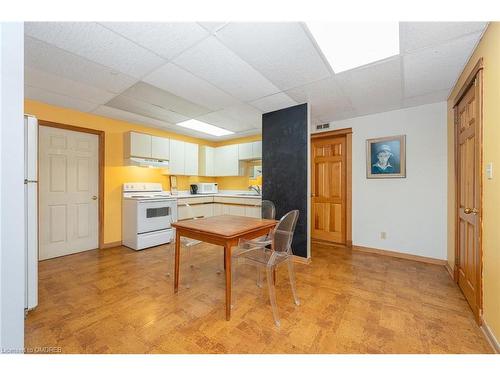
[
  {"x1": 312, "y1": 102, "x2": 447, "y2": 260},
  {"x1": 0, "y1": 22, "x2": 25, "y2": 351}
]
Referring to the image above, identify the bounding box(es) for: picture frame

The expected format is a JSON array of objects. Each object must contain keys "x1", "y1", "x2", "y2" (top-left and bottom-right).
[{"x1": 366, "y1": 135, "x2": 406, "y2": 179}]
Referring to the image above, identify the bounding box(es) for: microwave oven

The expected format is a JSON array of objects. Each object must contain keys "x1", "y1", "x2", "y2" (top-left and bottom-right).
[{"x1": 190, "y1": 183, "x2": 218, "y2": 194}]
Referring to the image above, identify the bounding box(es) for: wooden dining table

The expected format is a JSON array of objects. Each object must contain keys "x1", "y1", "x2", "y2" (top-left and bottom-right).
[{"x1": 171, "y1": 215, "x2": 277, "y2": 320}]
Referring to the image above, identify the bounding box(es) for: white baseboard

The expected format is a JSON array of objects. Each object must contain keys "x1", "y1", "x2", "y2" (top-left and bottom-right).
[{"x1": 481, "y1": 317, "x2": 500, "y2": 353}]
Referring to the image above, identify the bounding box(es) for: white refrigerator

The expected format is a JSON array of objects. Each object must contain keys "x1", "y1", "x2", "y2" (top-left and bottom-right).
[{"x1": 25, "y1": 115, "x2": 38, "y2": 311}]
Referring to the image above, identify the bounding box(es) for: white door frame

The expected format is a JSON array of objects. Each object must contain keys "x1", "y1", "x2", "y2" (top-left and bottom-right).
[{"x1": 0, "y1": 22, "x2": 24, "y2": 352}]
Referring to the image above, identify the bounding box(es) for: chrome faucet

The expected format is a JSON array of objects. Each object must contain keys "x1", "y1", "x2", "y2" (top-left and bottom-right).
[{"x1": 248, "y1": 185, "x2": 261, "y2": 195}]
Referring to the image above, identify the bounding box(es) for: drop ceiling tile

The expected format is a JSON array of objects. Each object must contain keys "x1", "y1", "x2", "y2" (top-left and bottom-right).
[
  {"x1": 25, "y1": 86, "x2": 98, "y2": 113},
  {"x1": 403, "y1": 89, "x2": 449, "y2": 108},
  {"x1": 117, "y1": 81, "x2": 212, "y2": 118},
  {"x1": 173, "y1": 36, "x2": 280, "y2": 101},
  {"x1": 286, "y1": 76, "x2": 355, "y2": 122},
  {"x1": 94, "y1": 105, "x2": 168, "y2": 127},
  {"x1": 100, "y1": 22, "x2": 209, "y2": 60},
  {"x1": 106, "y1": 94, "x2": 189, "y2": 124},
  {"x1": 198, "y1": 22, "x2": 228, "y2": 33},
  {"x1": 25, "y1": 66, "x2": 116, "y2": 105},
  {"x1": 25, "y1": 36, "x2": 137, "y2": 94},
  {"x1": 24, "y1": 22, "x2": 165, "y2": 78},
  {"x1": 216, "y1": 22, "x2": 331, "y2": 91},
  {"x1": 336, "y1": 57, "x2": 402, "y2": 117},
  {"x1": 403, "y1": 33, "x2": 481, "y2": 98},
  {"x1": 400, "y1": 22, "x2": 487, "y2": 53},
  {"x1": 93, "y1": 105, "x2": 184, "y2": 133},
  {"x1": 143, "y1": 63, "x2": 240, "y2": 111},
  {"x1": 196, "y1": 104, "x2": 262, "y2": 132},
  {"x1": 221, "y1": 104, "x2": 263, "y2": 125},
  {"x1": 249, "y1": 92, "x2": 297, "y2": 113}
]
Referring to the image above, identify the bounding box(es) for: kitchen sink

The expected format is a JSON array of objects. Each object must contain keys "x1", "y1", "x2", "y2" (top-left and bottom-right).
[{"x1": 235, "y1": 193, "x2": 261, "y2": 197}]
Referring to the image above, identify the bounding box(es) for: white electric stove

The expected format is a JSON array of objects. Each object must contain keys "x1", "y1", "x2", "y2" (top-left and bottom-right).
[{"x1": 122, "y1": 183, "x2": 177, "y2": 250}]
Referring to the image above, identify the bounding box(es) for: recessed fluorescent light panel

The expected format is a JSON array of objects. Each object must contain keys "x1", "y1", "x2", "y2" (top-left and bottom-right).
[
  {"x1": 176, "y1": 119, "x2": 234, "y2": 136},
  {"x1": 306, "y1": 22, "x2": 400, "y2": 73}
]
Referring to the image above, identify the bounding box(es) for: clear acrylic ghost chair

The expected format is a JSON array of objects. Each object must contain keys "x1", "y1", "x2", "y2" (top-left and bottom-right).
[
  {"x1": 256, "y1": 200, "x2": 276, "y2": 285},
  {"x1": 261, "y1": 200, "x2": 276, "y2": 221},
  {"x1": 168, "y1": 203, "x2": 200, "y2": 288},
  {"x1": 232, "y1": 210, "x2": 300, "y2": 327},
  {"x1": 231, "y1": 200, "x2": 276, "y2": 287}
]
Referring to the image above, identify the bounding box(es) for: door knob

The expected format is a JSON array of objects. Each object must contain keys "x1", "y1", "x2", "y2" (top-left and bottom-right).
[{"x1": 91, "y1": 195, "x2": 98, "y2": 201}]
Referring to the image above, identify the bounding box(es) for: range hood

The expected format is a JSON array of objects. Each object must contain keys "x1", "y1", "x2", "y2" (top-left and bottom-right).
[{"x1": 127, "y1": 157, "x2": 169, "y2": 168}]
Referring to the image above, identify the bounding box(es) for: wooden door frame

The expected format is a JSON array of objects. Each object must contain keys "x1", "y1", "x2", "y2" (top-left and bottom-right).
[
  {"x1": 38, "y1": 119, "x2": 105, "y2": 250},
  {"x1": 310, "y1": 128, "x2": 353, "y2": 247},
  {"x1": 452, "y1": 58, "x2": 483, "y2": 321}
]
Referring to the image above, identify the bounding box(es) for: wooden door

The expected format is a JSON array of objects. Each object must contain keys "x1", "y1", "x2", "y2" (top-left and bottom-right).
[
  {"x1": 311, "y1": 134, "x2": 348, "y2": 244},
  {"x1": 39, "y1": 126, "x2": 99, "y2": 260},
  {"x1": 456, "y1": 73, "x2": 482, "y2": 320}
]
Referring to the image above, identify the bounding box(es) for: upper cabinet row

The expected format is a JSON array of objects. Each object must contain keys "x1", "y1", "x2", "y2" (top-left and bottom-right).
[
  {"x1": 125, "y1": 131, "x2": 170, "y2": 160},
  {"x1": 199, "y1": 141, "x2": 262, "y2": 176},
  {"x1": 124, "y1": 131, "x2": 262, "y2": 176}
]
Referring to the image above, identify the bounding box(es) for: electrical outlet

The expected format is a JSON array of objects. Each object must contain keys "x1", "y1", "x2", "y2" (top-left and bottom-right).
[
  {"x1": 486, "y1": 163, "x2": 493, "y2": 179},
  {"x1": 380, "y1": 232, "x2": 387, "y2": 240}
]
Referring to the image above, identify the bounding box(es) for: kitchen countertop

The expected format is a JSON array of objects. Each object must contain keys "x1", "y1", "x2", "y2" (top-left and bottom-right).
[{"x1": 175, "y1": 192, "x2": 262, "y2": 199}]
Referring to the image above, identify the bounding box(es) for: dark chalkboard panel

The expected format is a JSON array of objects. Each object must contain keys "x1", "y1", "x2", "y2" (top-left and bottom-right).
[{"x1": 262, "y1": 103, "x2": 308, "y2": 258}]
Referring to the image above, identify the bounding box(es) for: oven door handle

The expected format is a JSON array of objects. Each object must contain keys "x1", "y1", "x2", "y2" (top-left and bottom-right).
[{"x1": 138, "y1": 199, "x2": 175, "y2": 204}]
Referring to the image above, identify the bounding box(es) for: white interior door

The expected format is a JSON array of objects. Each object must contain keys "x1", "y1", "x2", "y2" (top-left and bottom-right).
[{"x1": 39, "y1": 126, "x2": 99, "y2": 260}]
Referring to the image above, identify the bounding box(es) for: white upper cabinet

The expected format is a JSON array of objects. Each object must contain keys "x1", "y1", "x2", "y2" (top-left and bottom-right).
[
  {"x1": 199, "y1": 145, "x2": 215, "y2": 176},
  {"x1": 168, "y1": 139, "x2": 198, "y2": 175},
  {"x1": 127, "y1": 131, "x2": 152, "y2": 158},
  {"x1": 184, "y1": 142, "x2": 199, "y2": 176},
  {"x1": 238, "y1": 141, "x2": 262, "y2": 160},
  {"x1": 214, "y1": 144, "x2": 240, "y2": 176},
  {"x1": 169, "y1": 139, "x2": 185, "y2": 175},
  {"x1": 125, "y1": 132, "x2": 171, "y2": 161},
  {"x1": 251, "y1": 141, "x2": 262, "y2": 159},
  {"x1": 151, "y1": 136, "x2": 170, "y2": 160},
  {"x1": 238, "y1": 142, "x2": 253, "y2": 160}
]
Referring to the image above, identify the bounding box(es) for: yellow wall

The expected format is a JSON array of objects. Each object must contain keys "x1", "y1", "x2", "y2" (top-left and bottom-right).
[
  {"x1": 25, "y1": 99, "x2": 261, "y2": 244},
  {"x1": 447, "y1": 22, "x2": 500, "y2": 341}
]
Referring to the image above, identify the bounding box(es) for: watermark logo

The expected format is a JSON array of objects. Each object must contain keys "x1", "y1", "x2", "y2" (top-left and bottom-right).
[{"x1": 1, "y1": 346, "x2": 62, "y2": 354}]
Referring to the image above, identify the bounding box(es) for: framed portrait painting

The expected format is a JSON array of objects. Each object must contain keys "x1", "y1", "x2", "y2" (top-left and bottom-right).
[{"x1": 366, "y1": 135, "x2": 406, "y2": 179}]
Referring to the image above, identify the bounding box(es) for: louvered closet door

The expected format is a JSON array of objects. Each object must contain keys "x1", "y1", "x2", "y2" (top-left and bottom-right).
[{"x1": 39, "y1": 126, "x2": 99, "y2": 260}]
